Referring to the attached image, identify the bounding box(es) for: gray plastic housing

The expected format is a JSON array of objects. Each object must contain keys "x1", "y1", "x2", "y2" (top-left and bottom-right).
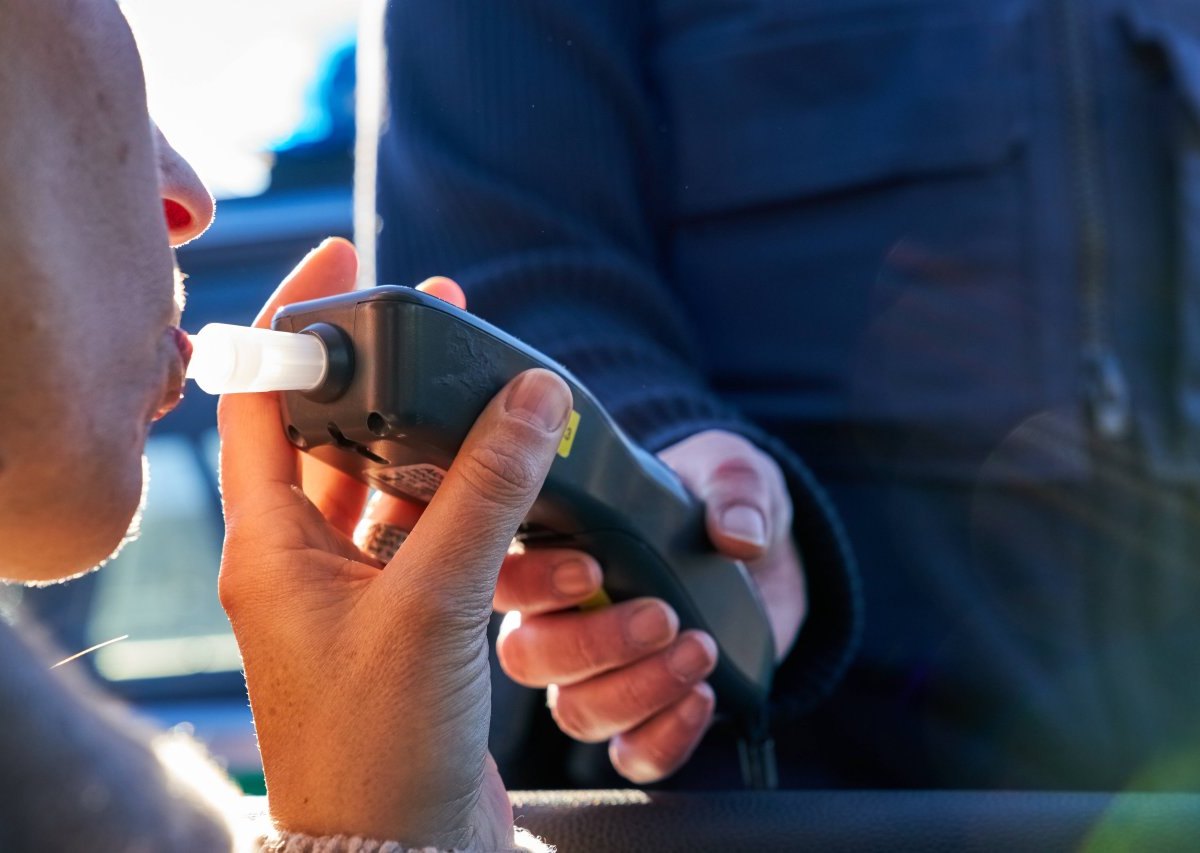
[{"x1": 274, "y1": 286, "x2": 774, "y2": 719}]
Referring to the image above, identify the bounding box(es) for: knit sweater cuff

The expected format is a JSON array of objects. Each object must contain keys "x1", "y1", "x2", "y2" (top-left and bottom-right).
[{"x1": 261, "y1": 827, "x2": 553, "y2": 853}]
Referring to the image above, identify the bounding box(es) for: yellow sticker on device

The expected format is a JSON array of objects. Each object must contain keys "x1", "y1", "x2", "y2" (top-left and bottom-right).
[
  {"x1": 578, "y1": 589, "x2": 612, "y2": 610},
  {"x1": 557, "y1": 409, "x2": 581, "y2": 458}
]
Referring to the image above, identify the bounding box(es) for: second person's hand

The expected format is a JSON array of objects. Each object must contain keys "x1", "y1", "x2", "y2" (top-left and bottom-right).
[{"x1": 495, "y1": 429, "x2": 805, "y2": 784}]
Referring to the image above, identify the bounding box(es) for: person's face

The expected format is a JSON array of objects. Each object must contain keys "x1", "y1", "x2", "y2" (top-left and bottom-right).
[{"x1": 0, "y1": 0, "x2": 215, "y2": 581}]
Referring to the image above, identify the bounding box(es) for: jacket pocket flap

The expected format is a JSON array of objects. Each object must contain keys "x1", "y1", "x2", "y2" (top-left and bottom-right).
[{"x1": 658, "y1": 2, "x2": 1031, "y2": 217}]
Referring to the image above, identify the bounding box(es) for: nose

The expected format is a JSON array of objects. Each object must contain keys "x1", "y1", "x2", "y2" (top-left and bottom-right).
[{"x1": 153, "y1": 123, "x2": 215, "y2": 246}]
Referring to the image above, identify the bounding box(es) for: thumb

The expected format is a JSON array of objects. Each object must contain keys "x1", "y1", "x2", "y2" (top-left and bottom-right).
[
  {"x1": 416, "y1": 276, "x2": 467, "y2": 310},
  {"x1": 660, "y1": 431, "x2": 791, "y2": 562},
  {"x1": 701, "y1": 468, "x2": 775, "y2": 561},
  {"x1": 388, "y1": 369, "x2": 572, "y2": 614},
  {"x1": 218, "y1": 238, "x2": 359, "y2": 521}
]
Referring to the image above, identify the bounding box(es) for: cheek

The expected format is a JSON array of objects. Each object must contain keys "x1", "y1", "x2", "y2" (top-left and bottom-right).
[
  {"x1": 12, "y1": 414, "x2": 147, "y2": 581},
  {"x1": 69, "y1": 449, "x2": 147, "y2": 578},
  {"x1": 76, "y1": 404, "x2": 151, "y2": 536},
  {"x1": 75, "y1": 437, "x2": 148, "y2": 542},
  {"x1": 0, "y1": 327, "x2": 163, "y2": 582}
]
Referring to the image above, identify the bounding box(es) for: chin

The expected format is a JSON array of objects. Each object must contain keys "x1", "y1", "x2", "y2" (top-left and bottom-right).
[{"x1": 2, "y1": 456, "x2": 150, "y2": 586}]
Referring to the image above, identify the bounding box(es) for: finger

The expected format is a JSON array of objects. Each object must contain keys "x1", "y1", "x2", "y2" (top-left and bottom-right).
[
  {"x1": 352, "y1": 492, "x2": 428, "y2": 564},
  {"x1": 546, "y1": 630, "x2": 718, "y2": 743},
  {"x1": 393, "y1": 369, "x2": 572, "y2": 613},
  {"x1": 299, "y1": 455, "x2": 369, "y2": 535},
  {"x1": 218, "y1": 238, "x2": 360, "y2": 520},
  {"x1": 252, "y1": 236, "x2": 359, "y2": 327},
  {"x1": 494, "y1": 548, "x2": 602, "y2": 614},
  {"x1": 265, "y1": 239, "x2": 366, "y2": 526},
  {"x1": 698, "y1": 455, "x2": 783, "y2": 561},
  {"x1": 416, "y1": 276, "x2": 467, "y2": 310},
  {"x1": 608, "y1": 682, "x2": 716, "y2": 784},
  {"x1": 496, "y1": 598, "x2": 678, "y2": 687},
  {"x1": 217, "y1": 391, "x2": 300, "y2": 524},
  {"x1": 662, "y1": 432, "x2": 791, "y2": 561},
  {"x1": 362, "y1": 490, "x2": 427, "y2": 532}
]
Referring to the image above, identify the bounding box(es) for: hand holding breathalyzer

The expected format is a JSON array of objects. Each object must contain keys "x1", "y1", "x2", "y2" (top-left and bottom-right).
[
  {"x1": 217, "y1": 239, "x2": 564, "y2": 848},
  {"x1": 496, "y1": 430, "x2": 805, "y2": 783}
]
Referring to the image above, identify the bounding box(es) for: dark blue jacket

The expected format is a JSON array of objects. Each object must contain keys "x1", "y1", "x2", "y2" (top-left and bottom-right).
[{"x1": 367, "y1": 0, "x2": 1200, "y2": 788}]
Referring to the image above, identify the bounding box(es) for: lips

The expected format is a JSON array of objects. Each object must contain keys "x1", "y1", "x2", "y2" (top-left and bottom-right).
[
  {"x1": 152, "y1": 326, "x2": 192, "y2": 422},
  {"x1": 171, "y1": 325, "x2": 193, "y2": 371}
]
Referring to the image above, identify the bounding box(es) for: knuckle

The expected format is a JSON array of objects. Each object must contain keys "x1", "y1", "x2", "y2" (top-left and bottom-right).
[
  {"x1": 551, "y1": 692, "x2": 604, "y2": 743},
  {"x1": 494, "y1": 633, "x2": 523, "y2": 681},
  {"x1": 492, "y1": 586, "x2": 518, "y2": 615},
  {"x1": 459, "y1": 443, "x2": 540, "y2": 503},
  {"x1": 613, "y1": 670, "x2": 658, "y2": 720},
  {"x1": 498, "y1": 551, "x2": 559, "y2": 612},
  {"x1": 710, "y1": 454, "x2": 767, "y2": 495},
  {"x1": 216, "y1": 570, "x2": 241, "y2": 616},
  {"x1": 611, "y1": 734, "x2": 673, "y2": 785},
  {"x1": 611, "y1": 748, "x2": 659, "y2": 785},
  {"x1": 493, "y1": 564, "x2": 527, "y2": 614},
  {"x1": 568, "y1": 622, "x2": 605, "y2": 676},
  {"x1": 495, "y1": 632, "x2": 530, "y2": 684},
  {"x1": 610, "y1": 744, "x2": 654, "y2": 785},
  {"x1": 636, "y1": 733, "x2": 682, "y2": 779},
  {"x1": 216, "y1": 550, "x2": 257, "y2": 617}
]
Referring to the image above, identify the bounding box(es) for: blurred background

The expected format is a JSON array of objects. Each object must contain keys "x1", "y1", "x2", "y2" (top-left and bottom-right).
[
  {"x1": 126, "y1": 0, "x2": 364, "y2": 198},
  {"x1": 14, "y1": 1, "x2": 368, "y2": 792}
]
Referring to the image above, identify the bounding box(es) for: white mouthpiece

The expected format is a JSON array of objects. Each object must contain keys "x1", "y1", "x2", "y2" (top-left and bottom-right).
[{"x1": 186, "y1": 323, "x2": 328, "y2": 395}]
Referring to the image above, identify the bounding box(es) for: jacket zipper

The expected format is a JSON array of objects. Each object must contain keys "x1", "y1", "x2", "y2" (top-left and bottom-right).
[{"x1": 1059, "y1": 0, "x2": 1132, "y2": 440}]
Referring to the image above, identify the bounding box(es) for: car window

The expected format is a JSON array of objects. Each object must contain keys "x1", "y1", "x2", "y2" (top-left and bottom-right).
[{"x1": 87, "y1": 432, "x2": 235, "y2": 682}]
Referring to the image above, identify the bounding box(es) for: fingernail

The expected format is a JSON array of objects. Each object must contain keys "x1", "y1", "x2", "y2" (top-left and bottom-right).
[
  {"x1": 667, "y1": 634, "x2": 717, "y2": 681},
  {"x1": 506, "y1": 370, "x2": 571, "y2": 432},
  {"x1": 679, "y1": 687, "x2": 713, "y2": 726},
  {"x1": 552, "y1": 560, "x2": 597, "y2": 597},
  {"x1": 628, "y1": 602, "x2": 676, "y2": 647},
  {"x1": 720, "y1": 504, "x2": 767, "y2": 548}
]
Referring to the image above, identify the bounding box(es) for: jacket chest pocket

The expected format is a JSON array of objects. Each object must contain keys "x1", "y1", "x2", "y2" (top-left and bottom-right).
[{"x1": 654, "y1": 0, "x2": 1032, "y2": 217}]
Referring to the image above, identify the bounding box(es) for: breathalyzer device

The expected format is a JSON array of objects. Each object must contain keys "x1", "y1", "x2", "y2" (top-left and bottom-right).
[{"x1": 189, "y1": 286, "x2": 775, "y2": 724}]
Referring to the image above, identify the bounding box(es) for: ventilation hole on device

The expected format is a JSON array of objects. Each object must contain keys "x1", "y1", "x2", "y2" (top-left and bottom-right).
[
  {"x1": 327, "y1": 422, "x2": 353, "y2": 448},
  {"x1": 355, "y1": 446, "x2": 391, "y2": 465},
  {"x1": 285, "y1": 425, "x2": 307, "y2": 448},
  {"x1": 327, "y1": 421, "x2": 390, "y2": 465},
  {"x1": 367, "y1": 412, "x2": 389, "y2": 437}
]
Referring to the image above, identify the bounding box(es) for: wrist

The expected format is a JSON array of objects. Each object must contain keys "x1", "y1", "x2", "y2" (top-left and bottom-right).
[{"x1": 264, "y1": 783, "x2": 509, "y2": 853}]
